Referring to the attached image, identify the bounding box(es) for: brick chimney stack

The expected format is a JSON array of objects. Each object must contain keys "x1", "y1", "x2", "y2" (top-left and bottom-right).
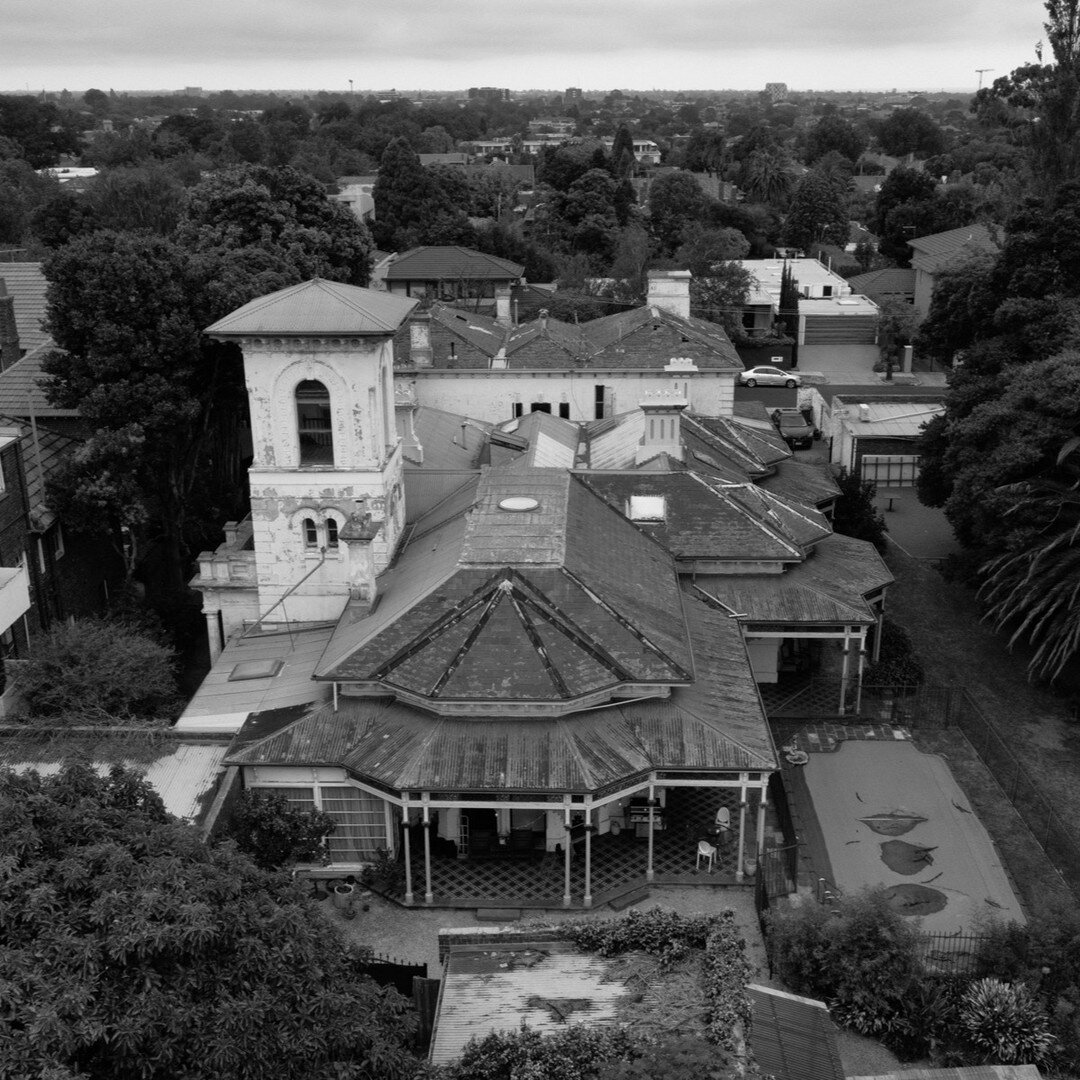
[{"x1": 0, "y1": 280, "x2": 20, "y2": 372}]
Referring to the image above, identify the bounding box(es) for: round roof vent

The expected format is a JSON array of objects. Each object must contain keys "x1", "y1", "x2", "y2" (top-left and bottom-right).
[{"x1": 498, "y1": 496, "x2": 539, "y2": 512}]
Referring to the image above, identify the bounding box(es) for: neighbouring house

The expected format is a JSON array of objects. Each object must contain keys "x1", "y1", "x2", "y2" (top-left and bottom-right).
[
  {"x1": 736, "y1": 258, "x2": 880, "y2": 345},
  {"x1": 907, "y1": 223, "x2": 1001, "y2": 319},
  {"x1": 847, "y1": 267, "x2": 916, "y2": 308},
  {"x1": 382, "y1": 246, "x2": 524, "y2": 314},
  {"x1": 186, "y1": 277, "x2": 892, "y2": 903},
  {"x1": 823, "y1": 394, "x2": 945, "y2": 487},
  {"x1": 331, "y1": 176, "x2": 376, "y2": 224},
  {"x1": 393, "y1": 270, "x2": 744, "y2": 422}
]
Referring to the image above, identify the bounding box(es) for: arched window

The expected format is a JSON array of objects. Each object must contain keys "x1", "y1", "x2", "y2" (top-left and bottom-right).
[
  {"x1": 302, "y1": 518, "x2": 318, "y2": 548},
  {"x1": 326, "y1": 518, "x2": 339, "y2": 549},
  {"x1": 296, "y1": 380, "x2": 333, "y2": 465}
]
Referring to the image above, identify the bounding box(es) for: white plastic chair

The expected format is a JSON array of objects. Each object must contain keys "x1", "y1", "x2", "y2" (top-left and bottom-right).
[
  {"x1": 696, "y1": 840, "x2": 716, "y2": 872},
  {"x1": 714, "y1": 806, "x2": 732, "y2": 840}
]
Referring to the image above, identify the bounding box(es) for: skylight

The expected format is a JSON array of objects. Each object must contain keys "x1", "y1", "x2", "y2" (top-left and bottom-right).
[{"x1": 629, "y1": 495, "x2": 666, "y2": 522}]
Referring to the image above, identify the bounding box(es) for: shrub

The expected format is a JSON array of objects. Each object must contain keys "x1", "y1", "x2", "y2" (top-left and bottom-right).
[
  {"x1": 832, "y1": 466, "x2": 887, "y2": 551},
  {"x1": 14, "y1": 617, "x2": 180, "y2": 722},
  {"x1": 765, "y1": 889, "x2": 921, "y2": 1035},
  {"x1": 229, "y1": 790, "x2": 336, "y2": 869},
  {"x1": 561, "y1": 907, "x2": 720, "y2": 967},
  {"x1": 956, "y1": 978, "x2": 1054, "y2": 1065},
  {"x1": 863, "y1": 618, "x2": 925, "y2": 688},
  {"x1": 359, "y1": 847, "x2": 406, "y2": 894},
  {"x1": 702, "y1": 919, "x2": 754, "y2": 1050}
]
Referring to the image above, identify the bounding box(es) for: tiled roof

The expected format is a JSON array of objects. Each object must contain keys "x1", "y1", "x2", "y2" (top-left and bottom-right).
[
  {"x1": 205, "y1": 278, "x2": 418, "y2": 337},
  {"x1": 17, "y1": 422, "x2": 81, "y2": 513},
  {"x1": 907, "y1": 223, "x2": 1000, "y2": 272},
  {"x1": 228, "y1": 597, "x2": 774, "y2": 789},
  {"x1": 0, "y1": 261, "x2": 49, "y2": 352},
  {"x1": 385, "y1": 247, "x2": 524, "y2": 281},
  {"x1": 758, "y1": 459, "x2": 841, "y2": 507},
  {"x1": 397, "y1": 406, "x2": 493, "y2": 470},
  {"x1": 0, "y1": 343, "x2": 77, "y2": 418},
  {"x1": 313, "y1": 468, "x2": 693, "y2": 705},
  {"x1": 847, "y1": 267, "x2": 916, "y2": 301}
]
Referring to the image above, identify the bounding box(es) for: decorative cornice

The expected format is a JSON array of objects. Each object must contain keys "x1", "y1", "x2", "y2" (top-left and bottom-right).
[{"x1": 206, "y1": 335, "x2": 376, "y2": 351}]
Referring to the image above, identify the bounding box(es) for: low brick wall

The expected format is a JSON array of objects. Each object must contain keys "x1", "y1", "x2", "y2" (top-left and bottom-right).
[{"x1": 437, "y1": 925, "x2": 569, "y2": 963}]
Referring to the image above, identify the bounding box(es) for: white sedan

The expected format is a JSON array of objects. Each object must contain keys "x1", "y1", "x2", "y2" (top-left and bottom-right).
[{"x1": 738, "y1": 366, "x2": 801, "y2": 388}]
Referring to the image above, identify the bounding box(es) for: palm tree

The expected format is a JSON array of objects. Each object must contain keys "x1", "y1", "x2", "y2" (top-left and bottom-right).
[
  {"x1": 740, "y1": 148, "x2": 793, "y2": 208},
  {"x1": 979, "y1": 440, "x2": 1080, "y2": 681}
]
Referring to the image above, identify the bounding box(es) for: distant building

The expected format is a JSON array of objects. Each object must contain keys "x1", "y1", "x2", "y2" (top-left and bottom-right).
[
  {"x1": 765, "y1": 82, "x2": 789, "y2": 102},
  {"x1": 565, "y1": 87, "x2": 583, "y2": 101},
  {"x1": 468, "y1": 87, "x2": 510, "y2": 102},
  {"x1": 907, "y1": 223, "x2": 1001, "y2": 319}
]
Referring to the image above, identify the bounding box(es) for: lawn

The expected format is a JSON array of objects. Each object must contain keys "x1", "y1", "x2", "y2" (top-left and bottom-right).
[{"x1": 882, "y1": 544, "x2": 1080, "y2": 915}]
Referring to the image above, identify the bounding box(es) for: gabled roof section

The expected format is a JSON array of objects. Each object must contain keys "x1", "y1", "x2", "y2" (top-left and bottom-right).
[
  {"x1": 205, "y1": 279, "x2": 419, "y2": 337},
  {"x1": 908, "y1": 223, "x2": 1000, "y2": 273},
  {"x1": 847, "y1": 267, "x2": 916, "y2": 302},
  {"x1": 499, "y1": 411, "x2": 579, "y2": 470},
  {"x1": 315, "y1": 467, "x2": 693, "y2": 709},
  {"x1": 385, "y1": 247, "x2": 524, "y2": 281}
]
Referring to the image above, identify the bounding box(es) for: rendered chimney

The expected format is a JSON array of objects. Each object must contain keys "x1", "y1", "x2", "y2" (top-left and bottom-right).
[
  {"x1": 646, "y1": 269, "x2": 691, "y2": 320},
  {"x1": 0, "y1": 281, "x2": 19, "y2": 372},
  {"x1": 407, "y1": 311, "x2": 432, "y2": 367},
  {"x1": 494, "y1": 285, "x2": 512, "y2": 326},
  {"x1": 636, "y1": 388, "x2": 688, "y2": 464}
]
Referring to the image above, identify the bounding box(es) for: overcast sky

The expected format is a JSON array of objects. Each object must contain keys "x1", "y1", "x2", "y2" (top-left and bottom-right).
[{"x1": 6, "y1": 0, "x2": 1046, "y2": 95}]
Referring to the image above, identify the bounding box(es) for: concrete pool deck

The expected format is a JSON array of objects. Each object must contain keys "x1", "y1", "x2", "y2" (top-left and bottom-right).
[{"x1": 801, "y1": 740, "x2": 1025, "y2": 933}]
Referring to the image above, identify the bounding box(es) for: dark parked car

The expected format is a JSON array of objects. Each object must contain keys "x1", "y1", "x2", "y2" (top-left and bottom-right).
[{"x1": 770, "y1": 408, "x2": 815, "y2": 449}]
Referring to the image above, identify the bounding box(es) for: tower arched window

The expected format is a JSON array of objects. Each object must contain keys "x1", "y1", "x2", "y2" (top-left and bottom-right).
[
  {"x1": 296, "y1": 380, "x2": 333, "y2": 465},
  {"x1": 326, "y1": 518, "x2": 339, "y2": 549},
  {"x1": 302, "y1": 518, "x2": 318, "y2": 548}
]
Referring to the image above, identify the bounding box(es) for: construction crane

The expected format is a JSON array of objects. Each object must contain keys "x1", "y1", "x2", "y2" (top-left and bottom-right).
[{"x1": 976, "y1": 68, "x2": 994, "y2": 89}]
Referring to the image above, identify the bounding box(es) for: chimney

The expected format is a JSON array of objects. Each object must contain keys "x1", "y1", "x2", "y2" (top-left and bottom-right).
[
  {"x1": 339, "y1": 511, "x2": 382, "y2": 613},
  {"x1": 538, "y1": 308, "x2": 549, "y2": 331},
  {"x1": 646, "y1": 269, "x2": 691, "y2": 320},
  {"x1": 494, "y1": 285, "x2": 512, "y2": 326},
  {"x1": 0, "y1": 281, "x2": 19, "y2": 372},
  {"x1": 636, "y1": 388, "x2": 688, "y2": 465},
  {"x1": 407, "y1": 311, "x2": 432, "y2": 368}
]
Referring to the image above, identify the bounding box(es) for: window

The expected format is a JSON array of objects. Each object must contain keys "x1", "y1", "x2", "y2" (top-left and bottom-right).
[
  {"x1": 319, "y1": 786, "x2": 385, "y2": 862},
  {"x1": 822, "y1": 285, "x2": 833, "y2": 298},
  {"x1": 513, "y1": 402, "x2": 524, "y2": 418},
  {"x1": 326, "y1": 518, "x2": 339, "y2": 549},
  {"x1": 558, "y1": 402, "x2": 570, "y2": 419},
  {"x1": 295, "y1": 380, "x2": 333, "y2": 465},
  {"x1": 530, "y1": 402, "x2": 551, "y2": 414},
  {"x1": 303, "y1": 518, "x2": 318, "y2": 548}
]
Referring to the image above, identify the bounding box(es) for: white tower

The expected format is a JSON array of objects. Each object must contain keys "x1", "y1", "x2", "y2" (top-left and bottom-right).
[{"x1": 201, "y1": 279, "x2": 418, "y2": 632}]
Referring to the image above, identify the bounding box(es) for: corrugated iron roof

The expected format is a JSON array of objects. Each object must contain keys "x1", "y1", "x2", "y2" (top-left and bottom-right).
[
  {"x1": 228, "y1": 596, "x2": 774, "y2": 787},
  {"x1": 177, "y1": 623, "x2": 335, "y2": 733},
  {"x1": 315, "y1": 469, "x2": 693, "y2": 703},
  {"x1": 430, "y1": 944, "x2": 629, "y2": 1065},
  {"x1": 841, "y1": 401, "x2": 943, "y2": 439},
  {"x1": 0, "y1": 738, "x2": 228, "y2": 823},
  {"x1": 747, "y1": 984, "x2": 844, "y2": 1080},
  {"x1": 205, "y1": 278, "x2": 418, "y2": 337}
]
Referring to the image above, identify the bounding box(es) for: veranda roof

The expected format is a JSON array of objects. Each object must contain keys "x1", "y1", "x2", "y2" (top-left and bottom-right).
[{"x1": 226, "y1": 598, "x2": 776, "y2": 792}]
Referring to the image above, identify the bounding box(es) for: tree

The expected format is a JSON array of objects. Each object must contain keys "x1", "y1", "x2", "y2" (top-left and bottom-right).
[
  {"x1": 0, "y1": 96, "x2": 80, "y2": 167},
  {"x1": 609, "y1": 123, "x2": 636, "y2": 177},
  {"x1": 13, "y1": 617, "x2": 180, "y2": 722},
  {"x1": 0, "y1": 764, "x2": 419, "y2": 1080},
  {"x1": 647, "y1": 171, "x2": 710, "y2": 256},
  {"x1": 875, "y1": 108, "x2": 946, "y2": 159},
  {"x1": 230, "y1": 789, "x2": 337, "y2": 869},
  {"x1": 82, "y1": 87, "x2": 110, "y2": 116},
  {"x1": 876, "y1": 298, "x2": 920, "y2": 374},
  {"x1": 739, "y1": 147, "x2": 793, "y2": 208},
  {"x1": 783, "y1": 170, "x2": 849, "y2": 251},
  {"x1": 806, "y1": 115, "x2": 866, "y2": 165},
  {"x1": 832, "y1": 467, "x2": 887, "y2": 551}
]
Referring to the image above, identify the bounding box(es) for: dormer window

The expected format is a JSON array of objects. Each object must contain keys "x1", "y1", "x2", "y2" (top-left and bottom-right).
[
  {"x1": 296, "y1": 380, "x2": 333, "y2": 465},
  {"x1": 629, "y1": 495, "x2": 666, "y2": 522}
]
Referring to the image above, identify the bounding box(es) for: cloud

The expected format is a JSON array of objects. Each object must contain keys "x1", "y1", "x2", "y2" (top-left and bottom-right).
[{"x1": 4, "y1": 0, "x2": 1043, "y2": 90}]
